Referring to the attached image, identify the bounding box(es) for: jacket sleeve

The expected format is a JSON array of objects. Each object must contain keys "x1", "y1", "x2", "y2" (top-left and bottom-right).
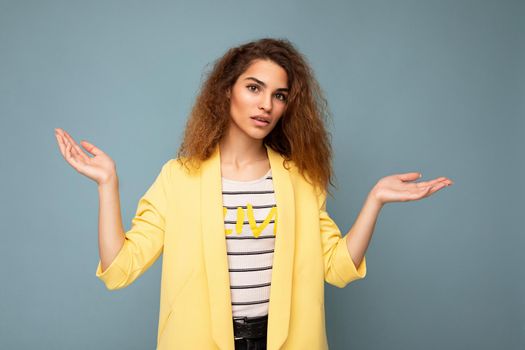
[
  {"x1": 95, "y1": 160, "x2": 172, "y2": 290},
  {"x1": 318, "y1": 189, "x2": 367, "y2": 288}
]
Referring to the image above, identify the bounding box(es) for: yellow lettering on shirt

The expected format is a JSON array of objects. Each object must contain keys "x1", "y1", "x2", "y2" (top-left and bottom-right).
[
  {"x1": 223, "y1": 207, "x2": 232, "y2": 236},
  {"x1": 223, "y1": 204, "x2": 277, "y2": 238}
]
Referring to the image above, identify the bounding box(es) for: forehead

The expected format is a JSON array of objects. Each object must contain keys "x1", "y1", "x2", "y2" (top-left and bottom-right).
[{"x1": 239, "y1": 59, "x2": 288, "y2": 87}]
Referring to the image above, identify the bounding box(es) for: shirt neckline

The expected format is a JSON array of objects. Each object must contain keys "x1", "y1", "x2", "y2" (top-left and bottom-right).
[{"x1": 221, "y1": 168, "x2": 272, "y2": 184}]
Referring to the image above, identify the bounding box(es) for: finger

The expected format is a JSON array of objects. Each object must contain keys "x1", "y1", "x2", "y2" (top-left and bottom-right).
[
  {"x1": 55, "y1": 133, "x2": 66, "y2": 156},
  {"x1": 61, "y1": 130, "x2": 80, "y2": 152},
  {"x1": 415, "y1": 178, "x2": 448, "y2": 188},
  {"x1": 62, "y1": 131, "x2": 90, "y2": 163},
  {"x1": 55, "y1": 128, "x2": 67, "y2": 141},
  {"x1": 61, "y1": 134, "x2": 72, "y2": 157},
  {"x1": 398, "y1": 172, "x2": 422, "y2": 182},
  {"x1": 425, "y1": 182, "x2": 449, "y2": 197},
  {"x1": 70, "y1": 140, "x2": 89, "y2": 163},
  {"x1": 63, "y1": 141, "x2": 77, "y2": 168},
  {"x1": 61, "y1": 130, "x2": 77, "y2": 148},
  {"x1": 62, "y1": 136, "x2": 80, "y2": 165},
  {"x1": 62, "y1": 133, "x2": 82, "y2": 161},
  {"x1": 66, "y1": 142, "x2": 87, "y2": 173},
  {"x1": 80, "y1": 140, "x2": 104, "y2": 156},
  {"x1": 408, "y1": 180, "x2": 451, "y2": 201},
  {"x1": 430, "y1": 178, "x2": 453, "y2": 187}
]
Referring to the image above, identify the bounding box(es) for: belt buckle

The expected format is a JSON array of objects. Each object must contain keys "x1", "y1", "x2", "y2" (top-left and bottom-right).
[
  {"x1": 233, "y1": 316, "x2": 248, "y2": 340},
  {"x1": 233, "y1": 316, "x2": 248, "y2": 324}
]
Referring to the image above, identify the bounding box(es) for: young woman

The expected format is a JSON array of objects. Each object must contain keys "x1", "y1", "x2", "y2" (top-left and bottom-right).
[{"x1": 54, "y1": 38, "x2": 453, "y2": 350}]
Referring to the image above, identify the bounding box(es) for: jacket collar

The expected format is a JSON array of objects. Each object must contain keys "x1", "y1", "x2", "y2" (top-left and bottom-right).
[{"x1": 200, "y1": 143, "x2": 295, "y2": 350}]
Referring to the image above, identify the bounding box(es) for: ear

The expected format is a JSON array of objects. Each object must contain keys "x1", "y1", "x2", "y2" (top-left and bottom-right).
[{"x1": 226, "y1": 88, "x2": 231, "y2": 99}]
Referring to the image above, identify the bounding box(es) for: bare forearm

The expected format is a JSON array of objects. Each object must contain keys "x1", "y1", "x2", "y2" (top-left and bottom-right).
[
  {"x1": 98, "y1": 178, "x2": 125, "y2": 272},
  {"x1": 345, "y1": 191, "x2": 383, "y2": 267}
]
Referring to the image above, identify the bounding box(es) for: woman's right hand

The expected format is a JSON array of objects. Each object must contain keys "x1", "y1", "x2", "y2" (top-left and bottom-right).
[{"x1": 55, "y1": 128, "x2": 118, "y2": 186}]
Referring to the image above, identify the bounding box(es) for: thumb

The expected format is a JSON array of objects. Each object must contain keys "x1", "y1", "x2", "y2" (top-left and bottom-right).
[
  {"x1": 80, "y1": 140, "x2": 103, "y2": 156},
  {"x1": 398, "y1": 172, "x2": 422, "y2": 181}
]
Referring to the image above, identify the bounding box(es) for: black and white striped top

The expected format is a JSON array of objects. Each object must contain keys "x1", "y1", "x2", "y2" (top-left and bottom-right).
[{"x1": 222, "y1": 168, "x2": 276, "y2": 318}]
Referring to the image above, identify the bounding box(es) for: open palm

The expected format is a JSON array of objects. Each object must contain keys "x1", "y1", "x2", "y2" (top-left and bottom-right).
[
  {"x1": 54, "y1": 128, "x2": 117, "y2": 185},
  {"x1": 371, "y1": 172, "x2": 454, "y2": 205}
]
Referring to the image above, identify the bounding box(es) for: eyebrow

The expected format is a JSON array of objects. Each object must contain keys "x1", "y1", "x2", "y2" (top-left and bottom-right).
[{"x1": 244, "y1": 77, "x2": 289, "y2": 92}]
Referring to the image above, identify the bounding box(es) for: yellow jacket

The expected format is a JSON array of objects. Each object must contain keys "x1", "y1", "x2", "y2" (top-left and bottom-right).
[{"x1": 96, "y1": 144, "x2": 367, "y2": 350}]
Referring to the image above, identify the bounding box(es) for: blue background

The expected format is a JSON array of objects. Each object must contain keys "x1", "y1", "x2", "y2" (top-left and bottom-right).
[{"x1": 1, "y1": 0, "x2": 523, "y2": 349}]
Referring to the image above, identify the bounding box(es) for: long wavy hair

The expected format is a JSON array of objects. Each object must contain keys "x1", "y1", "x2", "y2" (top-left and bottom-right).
[{"x1": 176, "y1": 37, "x2": 337, "y2": 196}]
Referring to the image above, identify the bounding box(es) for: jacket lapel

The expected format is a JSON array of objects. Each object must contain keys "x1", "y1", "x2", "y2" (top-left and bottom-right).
[{"x1": 200, "y1": 143, "x2": 295, "y2": 350}]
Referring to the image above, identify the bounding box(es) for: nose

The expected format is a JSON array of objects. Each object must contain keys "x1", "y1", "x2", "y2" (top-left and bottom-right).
[{"x1": 258, "y1": 91, "x2": 272, "y2": 113}]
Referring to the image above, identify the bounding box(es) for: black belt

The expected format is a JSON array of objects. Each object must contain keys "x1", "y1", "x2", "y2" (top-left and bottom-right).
[{"x1": 233, "y1": 314, "x2": 268, "y2": 340}]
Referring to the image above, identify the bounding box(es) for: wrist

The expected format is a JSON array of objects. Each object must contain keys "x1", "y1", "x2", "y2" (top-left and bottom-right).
[
  {"x1": 367, "y1": 188, "x2": 384, "y2": 209},
  {"x1": 98, "y1": 175, "x2": 119, "y2": 190}
]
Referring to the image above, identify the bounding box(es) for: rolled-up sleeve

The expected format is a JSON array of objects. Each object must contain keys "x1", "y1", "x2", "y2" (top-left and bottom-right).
[
  {"x1": 318, "y1": 190, "x2": 367, "y2": 288},
  {"x1": 95, "y1": 160, "x2": 172, "y2": 290}
]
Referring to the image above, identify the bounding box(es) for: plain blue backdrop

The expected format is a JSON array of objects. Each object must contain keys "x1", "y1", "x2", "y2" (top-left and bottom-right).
[{"x1": 1, "y1": 0, "x2": 523, "y2": 349}]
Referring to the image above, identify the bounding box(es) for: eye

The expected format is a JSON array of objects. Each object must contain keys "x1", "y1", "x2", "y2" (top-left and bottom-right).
[
  {"x1": 275, "y1": 93, "x2": 288, "y2": 102},
  {"x1": 247, "y1": 84, "x2": 259, "y2": 93}
]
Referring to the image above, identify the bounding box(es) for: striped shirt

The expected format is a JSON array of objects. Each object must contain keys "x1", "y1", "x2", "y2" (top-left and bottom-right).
[{"x1": 221, "y1": 168, "x2": 276, "y2": 318}]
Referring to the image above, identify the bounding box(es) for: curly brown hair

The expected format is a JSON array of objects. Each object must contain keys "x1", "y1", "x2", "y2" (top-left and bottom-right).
[{"x1": 176, "y1": 37, "x2": 337, "y2": 196}]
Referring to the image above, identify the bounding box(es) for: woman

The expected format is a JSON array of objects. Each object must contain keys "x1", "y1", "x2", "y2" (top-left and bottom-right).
[{"x1": 54, "y1": 38, "x2": 453, "y2": 350}]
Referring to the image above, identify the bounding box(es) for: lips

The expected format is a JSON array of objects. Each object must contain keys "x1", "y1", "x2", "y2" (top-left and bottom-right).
[{"x1": 250, "y1": 115, "x2": 271, "y2": 124}]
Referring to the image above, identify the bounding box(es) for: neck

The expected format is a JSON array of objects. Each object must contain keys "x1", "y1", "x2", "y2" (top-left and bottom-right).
[{"x1": 219, "y1": 126, "x2": 267, "y2": 167}]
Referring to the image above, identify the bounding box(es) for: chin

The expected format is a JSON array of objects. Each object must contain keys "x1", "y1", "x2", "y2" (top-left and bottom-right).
[
  {"x1": 247, "y1": 131, "x2": 269, "y2": 140},
  {"x1": 238, "y1": 126, "x2": 267, "y2": 139}
]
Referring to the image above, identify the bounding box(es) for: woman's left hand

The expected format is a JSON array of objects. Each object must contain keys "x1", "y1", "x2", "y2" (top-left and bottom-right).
[{"x1": 370, "y1": 172, "x2": 454, "y2": 206}]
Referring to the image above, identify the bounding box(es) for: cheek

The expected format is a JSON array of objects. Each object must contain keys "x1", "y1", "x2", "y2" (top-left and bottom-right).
[
  {"x1": 232, "y1": 88, "x2": 256, "y2": 109},
  {"x1": 274, "y1": 104, "x2": 287, "y2": 118}
]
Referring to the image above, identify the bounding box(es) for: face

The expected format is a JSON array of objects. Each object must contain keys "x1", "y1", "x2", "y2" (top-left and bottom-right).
[{"x1": 226, "y1": 59, "x2": 289, "y2": 140}]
